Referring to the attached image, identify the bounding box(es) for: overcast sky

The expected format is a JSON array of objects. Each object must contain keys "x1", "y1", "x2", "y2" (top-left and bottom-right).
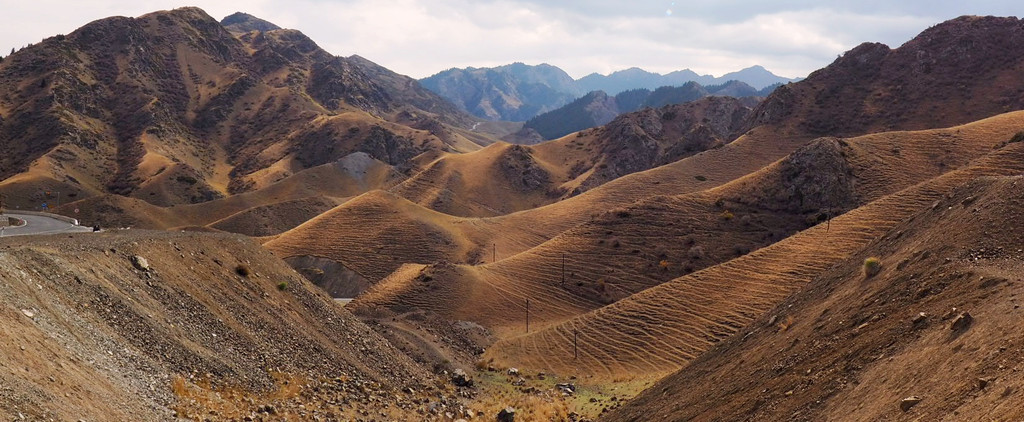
[{"x1": 0, "y1": 1, "x2": 1019, "y2": 79}]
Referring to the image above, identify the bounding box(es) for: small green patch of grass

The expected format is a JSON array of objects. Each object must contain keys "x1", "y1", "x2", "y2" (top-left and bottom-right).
[{"x1": 863, "y1": 257, "x2": 882, "y2": 278}]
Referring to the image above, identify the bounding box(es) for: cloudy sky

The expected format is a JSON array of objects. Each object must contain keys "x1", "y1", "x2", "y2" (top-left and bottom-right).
[{"x1": 0, "y1": 1, "x2": 1019, "y2": 79}]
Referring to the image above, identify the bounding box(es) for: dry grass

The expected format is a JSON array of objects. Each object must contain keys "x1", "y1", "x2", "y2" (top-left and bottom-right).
[{"x1": 478, "y1": 113, "x2": 1024, "y2": 382}]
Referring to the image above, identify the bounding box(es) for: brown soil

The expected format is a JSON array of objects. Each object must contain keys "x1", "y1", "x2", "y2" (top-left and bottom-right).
[
  {"x1": 0, "y1": 230, "x2": 467, "y2": 420},
  {"x1": 605, "y1": 168, "x2": 1024, "y2": 422}
]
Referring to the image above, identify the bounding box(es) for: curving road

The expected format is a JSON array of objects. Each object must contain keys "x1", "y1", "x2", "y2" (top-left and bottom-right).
[{"x1": 1, "y1": 213, "x2": 93, "y2": 237}]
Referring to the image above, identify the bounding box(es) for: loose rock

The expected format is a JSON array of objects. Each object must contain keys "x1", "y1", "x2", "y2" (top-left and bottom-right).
[
  {"x1": 950, "y1": 312, "x2": 973, "y2": 331},
  {"x1": 131, "y1": 255, "x2": 150, "y2": 272},
  {"x1": 451, "y1": 369, "x2": 473, "y2": 387},
  {"x1": 900, "y1": 396, "x2": 922, "y2": 411}
]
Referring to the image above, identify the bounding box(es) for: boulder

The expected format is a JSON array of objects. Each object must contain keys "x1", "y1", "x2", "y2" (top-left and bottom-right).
[
  {"x1": 452, "y1": 368, "x2": 473, "y2": 387},
  {"x1": 497, "y1": 407, "x2": 515, "y2": 422},
  {"x1": 131, "y1": 255, "x2": 150, "y2": 272}
]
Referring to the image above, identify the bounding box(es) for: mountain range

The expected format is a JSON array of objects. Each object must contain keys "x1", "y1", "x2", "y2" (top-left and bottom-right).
[
  {"x1": 421, "y1": 62, "x2": 798, "y2": 121},
  {"x1": 519, "y1": 80, "x2": 772, "y2": 141},
  {"x1": 5, "y1": 8, "x2": 1024, "y2": 422}
]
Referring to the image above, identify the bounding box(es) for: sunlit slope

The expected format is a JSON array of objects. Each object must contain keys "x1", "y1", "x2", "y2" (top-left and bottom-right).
[
  {"x1": 64, "y1": 152, "x2": 403, "y2": 234},
  {"x1": 605, "y1": 174, "x2": 1024, "y2": 421},
  {"x1": 486, "y1": 130, "x2": 1024, "y2": 383},
  {"x1": 353, "y1": 112, "x2": 1024, "y2": 339}
]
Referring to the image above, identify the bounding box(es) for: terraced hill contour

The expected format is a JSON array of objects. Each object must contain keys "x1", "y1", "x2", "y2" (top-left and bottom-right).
[{"x1": 605, "y1": 163, "x2": 1024, "y2": 422}]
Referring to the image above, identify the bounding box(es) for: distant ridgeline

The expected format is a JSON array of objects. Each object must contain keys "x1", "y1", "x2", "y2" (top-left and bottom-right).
[
  {"x1": 523, "y1": 80, "x2": 778, "y2": 140},
  {"x1": 420, "y1": 63, "x2": 797, "y2": 122}
]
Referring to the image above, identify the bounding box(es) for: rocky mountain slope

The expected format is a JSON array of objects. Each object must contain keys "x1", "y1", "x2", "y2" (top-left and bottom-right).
[
  {"x1": 747, "y1": 15, "x2": 1024, "y2": 138},
  {"x1": 419, "y1": 62, "x2": 583, "y2": 122},
  {"x1": 0, "y1": 230, "x2": 464, "y2": 420},
  {"x1": 0, "y1": 7, "x2": 480, "y2": 210}
]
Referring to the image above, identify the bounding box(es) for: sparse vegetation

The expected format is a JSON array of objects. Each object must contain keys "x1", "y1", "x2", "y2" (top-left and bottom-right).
[
  {"x1": 277, "y1": 281, "x2": 288, "y2": 291},
  {"x1": 863, "y1": 257, "x2": 882, "y2": 278},
  {"x1": 694, "y1": 175, "x2": 708, "y2": 181},
  {"x1": 176, "y1": 175, "x2": 198, "y2": 185},
  {"x1": 720, "y1": 210, "x2": 735, "y2": 220},
  {"x1": 235, "y1": 264, "x2": 251, "y2": 277},
  {"x1": 687, "y1": 246, "x2": 705, "y2": 260},
  {"x1": 778, "y1": 315, "x2": 795, "y2": 331},
  {"x1": 1010, "y1": 130, "x2": 1024, "y2": 144}
]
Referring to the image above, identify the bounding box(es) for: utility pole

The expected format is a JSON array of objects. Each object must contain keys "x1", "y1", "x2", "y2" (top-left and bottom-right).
[
  {"x1": 573, "y1": 329, "x2": 578, "y2": 360},
  {"x1": 524, "y1": 299, "x2": 532, "y2": 333}
]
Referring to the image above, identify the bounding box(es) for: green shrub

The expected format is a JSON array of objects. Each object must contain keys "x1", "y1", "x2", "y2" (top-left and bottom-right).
[
  {"x1": 277, "y1": 281, "x2": 288, "y2": 291},
  {"x1": 694, "y1": 175, "x2": 708, "y2": 181},
  {"x1": 235, "y1": 264, "x2": 250, "y2": 277},
  {"x1": 863, "y1": 257, "x2": 882, "y2": 278}
]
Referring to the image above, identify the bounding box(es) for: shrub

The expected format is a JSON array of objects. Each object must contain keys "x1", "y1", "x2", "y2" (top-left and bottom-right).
[
  {"x1": 688, "y1": 246, "x2": 705, "y2": 260},
  {"x1": 720, "y1": 210, "x2": 735, "y2": 220},
  {"x1": 277, "y1": 281, "x2": 288, "y2": 291},
  {"x1": 863, "y1": 257, "x2": 882, "y2": 278},
  {"x1": 694, "y1": 175, "x2": 708, "y2": 181},
  {"x1": 659, "y1": 260, "x2": 670, "y2": 270},
  {"x1": 1010, "y1": 131, "x2": 1024, "y2": 144},
  {"x1": 235, "y1": 264, "x2": 251, "y2": 277}
]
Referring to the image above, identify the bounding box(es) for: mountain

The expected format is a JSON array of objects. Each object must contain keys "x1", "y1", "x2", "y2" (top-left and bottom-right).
[
  {"x1": 521, "y1": 81, "x2": 768, "y2": 140},
  {"x1": 576, "y1": 65, "x2": 797, "y2": 94},
  {"x1": 273, "y1": 15, "x2": 1024, "y2": 420},
  {"x1": 220, "y1": 11, "x2": 280, "y2": 32},
  {"x1": 605, "y1": 142, "x2": 1024, "y2": 421},
  {"x1": 422, "y1": 63, "x2": 797, "y2": 121},
  {"x1": 418, "y1": 62, "x2": 583, "y2": 121},
  {"x1": 746, "y1": 15, "x2": 1024, "y2": 138},
  {"x1": 519, "y1": 90, "x2": 622, "y2": 140},
  {"x1": 0, "y1": 7, "x2": 480, "y2": 210},
  {"x1": 717, "y1": 65, "x2": 796, "y2": 90}
]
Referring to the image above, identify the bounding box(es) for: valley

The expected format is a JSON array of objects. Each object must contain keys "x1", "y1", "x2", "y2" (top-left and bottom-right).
[{"x1": 1, "y1": 6, "x2": 1024, "y2": 422}]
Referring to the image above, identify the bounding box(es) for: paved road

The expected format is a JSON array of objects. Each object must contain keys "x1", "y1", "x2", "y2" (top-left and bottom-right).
[{"x1": 1, "y1": 213, "x2": 93, "y2": 237}]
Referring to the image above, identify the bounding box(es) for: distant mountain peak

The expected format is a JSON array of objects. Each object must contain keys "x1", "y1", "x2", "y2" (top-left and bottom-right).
[{"x1": 221, "y1": 12, "x2": 281, "y2": 33}]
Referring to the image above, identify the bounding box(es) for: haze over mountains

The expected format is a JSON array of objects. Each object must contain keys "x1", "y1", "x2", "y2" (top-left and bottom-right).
[
  {"x1": 420, "y1": 62, "x2": 797, "y2": 121},
  {"x1": 3, "y1": 7, "x2": 1024, "y2": 421},
  {"x1": 521, "y1": 81, "x2": 770, "y2": 141}
]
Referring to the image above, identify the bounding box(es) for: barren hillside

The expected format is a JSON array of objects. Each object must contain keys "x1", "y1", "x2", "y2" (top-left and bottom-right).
[
  {"x1": 0, "y1": 230, "x2": 464, "y2": 420},
  {"x1": 0, "y1": 7, "x2": 479, "y2": 211},
  {"x1": 355, "y1": 112, "x2": 1024, "y2": 340},
  {"x1": 605, "y1": 168, "x2": 1024, "y2": 422}
]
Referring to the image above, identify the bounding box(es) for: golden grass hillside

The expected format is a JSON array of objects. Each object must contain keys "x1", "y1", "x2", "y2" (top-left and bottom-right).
[
  {"x1": 484, "y1": 118, "x2": 1024, "y2": 384},
  {"x1": 60, "y1": 152, "x2": 403, "y2": 234},
  {"x1": 353, "y1": 112, "x2": 1024, "y2": 342},
  {"x1": 604, "y1": 174, "x2": 1024, "y2": 421}
]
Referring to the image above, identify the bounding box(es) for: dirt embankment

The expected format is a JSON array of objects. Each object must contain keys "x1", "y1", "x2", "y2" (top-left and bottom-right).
[{"x1": 0, "y1": 230, "x2": 469, "y2": 421}]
